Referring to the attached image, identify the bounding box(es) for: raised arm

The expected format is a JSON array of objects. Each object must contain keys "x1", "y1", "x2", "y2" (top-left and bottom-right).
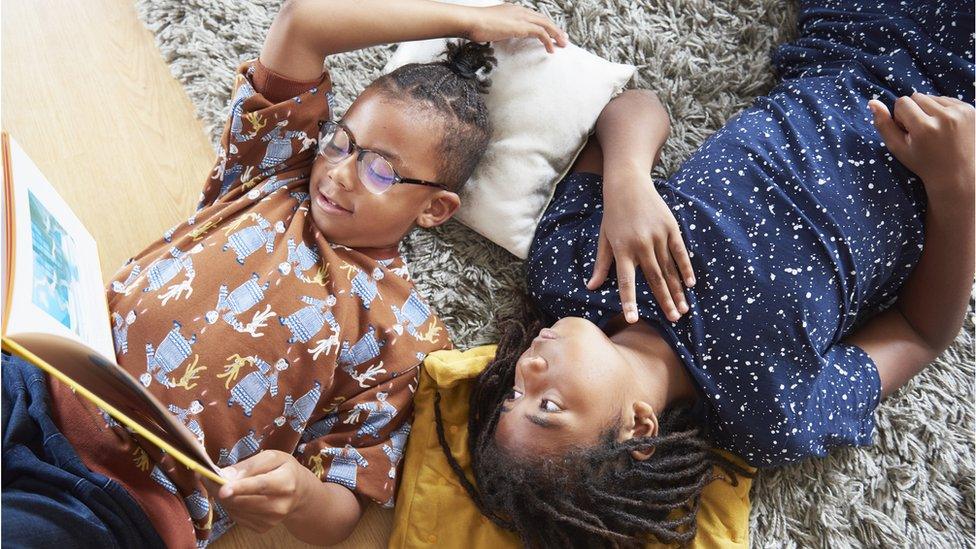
[
  {"x1": 261, "y1": 0, "x2": 567, "y2": 81},
  {"x1": 583, "y1": 89, "x2": 694, "y2": 324},
  {"x1": 849, "y1": 94, "x2": 974, "y2": 397}
]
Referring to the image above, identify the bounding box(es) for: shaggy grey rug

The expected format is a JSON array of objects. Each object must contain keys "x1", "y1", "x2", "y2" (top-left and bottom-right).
[{"x1": 135, "y1": 0, "x2": 974, "y2": 546}]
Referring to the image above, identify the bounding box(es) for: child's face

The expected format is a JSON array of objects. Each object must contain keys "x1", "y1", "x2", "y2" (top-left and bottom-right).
[
  {"x1": 494, "y1": 317, "x2": 647, "y2": 456},
  {"x1": 308, "y1": 88, "x2": 460, "y2": 250}
]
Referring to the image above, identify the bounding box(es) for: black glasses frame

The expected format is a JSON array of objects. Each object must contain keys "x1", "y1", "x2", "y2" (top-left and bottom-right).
[{"x1": 317, "y1": 121, "x2": 451, "y2": 193}]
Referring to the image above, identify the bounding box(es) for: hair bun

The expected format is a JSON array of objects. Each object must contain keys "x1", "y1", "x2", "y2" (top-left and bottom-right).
[{"x1": 443, "y1": 41, "x2": 497, "y2": 93}]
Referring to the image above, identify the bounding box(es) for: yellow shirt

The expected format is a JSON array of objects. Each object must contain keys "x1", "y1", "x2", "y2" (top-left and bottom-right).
[{"x1": 391, "y1": 346, "x2": 753, "y2": 548}]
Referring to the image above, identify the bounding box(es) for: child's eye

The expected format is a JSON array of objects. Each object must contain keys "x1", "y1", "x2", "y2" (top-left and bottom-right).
[
  {"x1": 506, "y1": 388, "x2": 523, "y2": 401},
  {"x1": 541, "y1": 399, "x2": 561, "y2": 413},
  {"x1": 368, "y1": 163, "x2": 395, "y2": 181}
]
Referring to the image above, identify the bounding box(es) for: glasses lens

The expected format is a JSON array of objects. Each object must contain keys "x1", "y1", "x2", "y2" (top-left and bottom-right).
[
  {"x1": 358, "y1": 152, "x2": 398, "y2": 194},
  {"x1": 319, "y1": 124, "x2": 351, "y2": 163}
]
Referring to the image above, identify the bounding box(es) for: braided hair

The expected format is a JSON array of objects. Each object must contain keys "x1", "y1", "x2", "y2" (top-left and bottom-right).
[
  {"x1": 434, "y1": 311, "x2": 754, "y2": 548},
  {"x1": 369, "y1": 41, "x2": 496, "y2": 190}
]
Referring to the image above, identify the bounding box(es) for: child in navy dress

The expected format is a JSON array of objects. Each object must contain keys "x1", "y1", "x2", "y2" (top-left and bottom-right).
[{"x1": 441, "y1": 0, "x2": 975, "y2": 545}]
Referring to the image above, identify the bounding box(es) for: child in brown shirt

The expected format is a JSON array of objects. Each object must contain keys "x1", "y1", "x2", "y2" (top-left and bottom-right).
[{"x1": 33, "y1": 0, "x2": 568, "y2": 546}]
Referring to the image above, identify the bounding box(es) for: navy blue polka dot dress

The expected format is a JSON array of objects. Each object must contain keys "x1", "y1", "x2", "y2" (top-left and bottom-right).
[{"x1": 527, "y1": 0, "x2": 974, "y2": 467}]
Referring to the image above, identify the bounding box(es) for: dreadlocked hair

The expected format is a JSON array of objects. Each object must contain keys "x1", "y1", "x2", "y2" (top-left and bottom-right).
[
  {"x1": 369, "y1": 40, "x2": 496, "y2": 190},
  {"x1": 433, "y1": 310, "x2": 754, "y2": 548}
]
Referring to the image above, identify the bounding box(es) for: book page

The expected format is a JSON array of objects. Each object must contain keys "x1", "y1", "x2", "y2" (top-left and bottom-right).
[{"x1": 3, "y1": 136, "x2": 115, "y2": 360}]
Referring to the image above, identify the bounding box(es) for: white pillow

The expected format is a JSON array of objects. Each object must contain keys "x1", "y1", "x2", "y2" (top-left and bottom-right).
[{"x1": 382, "y1": 9, "x2": 636, "y2": 258}]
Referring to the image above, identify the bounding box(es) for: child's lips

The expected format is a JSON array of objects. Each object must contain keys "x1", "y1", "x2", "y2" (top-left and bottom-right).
[
  {"x1": 314, "y1": 187, "x2": 353, "y2": 215},
  {"x1": 537, "y1": 328, "x2": 558, "y2": 341}
]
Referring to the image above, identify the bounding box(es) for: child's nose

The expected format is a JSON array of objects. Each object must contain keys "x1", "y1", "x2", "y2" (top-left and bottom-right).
[
  {"x1": 326, "y1": 155, "x2": 358, "y2": 192},
  {"x1": 524, "y1": 356, "x2": 548, "y2": 376}
]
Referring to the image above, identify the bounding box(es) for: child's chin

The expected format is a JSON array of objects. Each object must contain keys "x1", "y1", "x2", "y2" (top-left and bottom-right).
[
  {"x1": 309, "y1": 212, "x2": 349, "y2": 244},
  {"x1": 310, "y1": 214, "x2": 371, "y2": 248},
  {"x1": 309, "y1": 207, "x2": 403, "y2": 250}
]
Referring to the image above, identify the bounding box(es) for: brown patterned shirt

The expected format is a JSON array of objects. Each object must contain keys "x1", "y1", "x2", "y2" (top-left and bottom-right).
[{"x1": 50, "y1": 59, "x2": 450, "y2": 547}]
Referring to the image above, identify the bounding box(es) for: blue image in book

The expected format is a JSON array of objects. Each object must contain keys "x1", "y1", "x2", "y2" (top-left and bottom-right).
[{"x1": 28, "y1": 189, "x2": 82, "y2": 335}]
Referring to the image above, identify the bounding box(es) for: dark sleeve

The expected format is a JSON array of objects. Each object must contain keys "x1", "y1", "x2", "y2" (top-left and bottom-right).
[
  {"x1": 251, "y1": 58, "x2": 326, "y2": 103},
  {"x1": 707, "y1": 342, "x2": 881, "y2": 467}
]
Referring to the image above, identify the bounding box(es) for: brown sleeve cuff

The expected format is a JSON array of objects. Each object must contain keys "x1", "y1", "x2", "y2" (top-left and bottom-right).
[{"x1": 252, "y1": 58, "x2": 328, "y2": 103}]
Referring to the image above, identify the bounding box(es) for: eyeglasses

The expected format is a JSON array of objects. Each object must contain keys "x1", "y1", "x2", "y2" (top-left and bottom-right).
[{"x1": 316, "y1": 121, "x2": 451, "y2": 195}]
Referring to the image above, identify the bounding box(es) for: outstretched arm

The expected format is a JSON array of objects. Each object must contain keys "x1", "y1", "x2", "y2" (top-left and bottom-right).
[
  {"x1": 848, "y1": 94, "x2": 974, "y2": 397},
  {"x1": 261, "y1": 0, "x2": 567, "y2": 82}
]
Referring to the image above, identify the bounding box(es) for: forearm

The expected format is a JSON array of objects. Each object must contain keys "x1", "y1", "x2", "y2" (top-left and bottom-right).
[
  {"x1": 263, "y1": 0, "x2": 472, "y2": 80},
  {"x1": 594, "y1": 89, "x2": 670, "y2": 180},
  {"x1": 854, "y1": 95, "x2": 974, "y2": 396},
  {"x1": 894, "y1": 184, "x2": 974, "y2": 353},
  {"x1": 284, "y1": 480, "x2": 363, "y2": 546},
  {"x1": 852, "y1": 186, "x2": 973, "y2": 397}
]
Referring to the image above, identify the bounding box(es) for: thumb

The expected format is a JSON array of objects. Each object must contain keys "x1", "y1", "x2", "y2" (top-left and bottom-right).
[
  {"x1": 225, "y1": 450, "x2": 285, "y2": 479},
  {"x1": 869, "y1": 100, "x2": 907, "y2": 155},
  {"x1": 587, "y1": 230, "x2": 613, "y2": 290}
]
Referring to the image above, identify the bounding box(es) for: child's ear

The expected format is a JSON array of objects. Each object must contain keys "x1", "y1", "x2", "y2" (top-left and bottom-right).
[
  {"x1": 628, "y1": 401, "x2": 659, "y2": 461},
  {"x1": 415, "y1": 191, "x2": 461, "y2": 229}
]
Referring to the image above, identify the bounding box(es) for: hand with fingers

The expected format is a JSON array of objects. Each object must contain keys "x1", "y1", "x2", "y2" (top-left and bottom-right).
[
  {"x1": 869, "y1": 93, "x2": 975, "y2": 202},
  {"x1": 206, "y1": 450, "x2": 320, "y2": 534},
  {"x1": 586, "y1": 170, "x2": 695, "y2": 324},
  {"x1": 462, "y1": 3, "x2": 569, "y2": 53}
]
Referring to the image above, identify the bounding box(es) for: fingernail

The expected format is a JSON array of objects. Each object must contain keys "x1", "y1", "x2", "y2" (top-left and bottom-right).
[
  {"x1": 625, "y1": 310, "x2": 637, "y2": 323},
  {"x1": 686, "y1": 276, "x2": 696, "y2": 287},
  {"x1": 679, "y1": 301, "x2": 689, "y2": 313}
]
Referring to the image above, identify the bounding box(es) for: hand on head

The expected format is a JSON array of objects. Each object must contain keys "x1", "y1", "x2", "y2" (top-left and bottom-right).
[{"x1": 462, "y1": 3, "x2": 568, "y2": 53}]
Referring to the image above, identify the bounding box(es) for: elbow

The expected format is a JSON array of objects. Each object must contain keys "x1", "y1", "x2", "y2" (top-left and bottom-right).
[
  {"x1": 925, "y1": 330, "x2": 960, "y2": 360},
  {"x1": 277, "y1": 0, "x2": 304, "y2": 23},
  {"x1": 627, "y1": 88, "x2": 671, "y2": 134},
  {"x1": 926, "y1": 329, "x2": 959, "y2": 360},
  {"x1": 599, "y1": 88, "x2": 672, "y2": 137},
  {"x1": 275, "y1": 0, "x2": 330, "y2": 33},
  {"x1": 279, "y1": 0, "x2": 323, "y2": 15},
  {"x1": 273, "y1": 0, "x2": 307, "y2": 38},
  {"x1": 895, "y1": 303, "x2": 958, "y2": 360}
]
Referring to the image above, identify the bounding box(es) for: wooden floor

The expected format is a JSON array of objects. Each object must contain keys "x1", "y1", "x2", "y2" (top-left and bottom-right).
[{"x1": 1, "y1": 0, "x2": 391, "y2": 546}]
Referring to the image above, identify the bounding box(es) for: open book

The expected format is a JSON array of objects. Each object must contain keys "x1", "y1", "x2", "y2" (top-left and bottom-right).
[{"x1": 1, "y1": 131, "x2": 224, "y2": 484}]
